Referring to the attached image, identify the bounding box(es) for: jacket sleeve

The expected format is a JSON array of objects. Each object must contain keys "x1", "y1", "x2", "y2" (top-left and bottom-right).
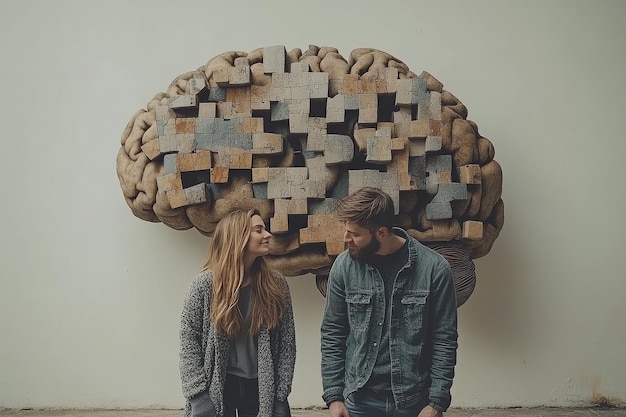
[
  {"x1": 427, "y1": 260, "x2": 458, "y2": 412},
  {"x1": 274, "y1": 275, "x2": 296, "y2": 401},
  {"x1": 320, "y1": 259, "x2": 348, "y2": 405},
  {"x1": 179, "y1": 274, "x2": 210, "y2": 399}
]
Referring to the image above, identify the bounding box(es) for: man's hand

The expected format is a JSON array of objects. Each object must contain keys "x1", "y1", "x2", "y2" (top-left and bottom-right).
[
  {"x1": 417, "y1": 405, "x2": 443, "y2": 417},
  {"x1": 328, "y1": 400, "x2": 350, "y2": 417}
]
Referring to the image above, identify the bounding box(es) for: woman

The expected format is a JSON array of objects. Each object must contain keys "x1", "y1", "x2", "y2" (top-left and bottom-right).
[{"x1": 180, "y1": 209, "x2": 296, "y2": 417}]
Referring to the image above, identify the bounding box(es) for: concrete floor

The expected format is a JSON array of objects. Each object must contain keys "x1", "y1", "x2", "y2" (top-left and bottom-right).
[{"x1": 1, "y1": 408, "x2": 626, "y2": 417}]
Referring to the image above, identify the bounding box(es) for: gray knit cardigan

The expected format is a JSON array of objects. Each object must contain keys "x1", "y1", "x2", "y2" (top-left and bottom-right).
[{"x1": 179, "y1": 269, "x2": 296, "y2": 417}]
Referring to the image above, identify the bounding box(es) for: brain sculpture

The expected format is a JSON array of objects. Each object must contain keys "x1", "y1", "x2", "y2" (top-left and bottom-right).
[{"x1": 116, "y1": 45, "x2": 504, "y2": 307}]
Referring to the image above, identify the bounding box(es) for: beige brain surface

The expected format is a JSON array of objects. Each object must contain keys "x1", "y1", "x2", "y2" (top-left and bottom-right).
[{"x1": 116, "y1": 45, "x2": 504, "y2": 306}]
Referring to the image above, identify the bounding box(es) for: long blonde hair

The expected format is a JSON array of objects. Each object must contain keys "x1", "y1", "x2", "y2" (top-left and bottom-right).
[{"x1": 202, "y1": 209, "x2": 286, "y2": 336}]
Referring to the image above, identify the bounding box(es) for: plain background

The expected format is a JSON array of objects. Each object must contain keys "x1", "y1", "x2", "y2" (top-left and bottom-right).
[{"x1": 1, "y1": 0, "x2": 625, "y2": 410}]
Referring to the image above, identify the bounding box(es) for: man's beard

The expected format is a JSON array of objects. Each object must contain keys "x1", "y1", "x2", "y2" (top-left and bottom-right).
[{"x1": 348, "y1": 236, "x2": 380, "y2": 260}]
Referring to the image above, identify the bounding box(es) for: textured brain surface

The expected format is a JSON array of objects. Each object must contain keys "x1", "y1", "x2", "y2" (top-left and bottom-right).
[{"x1": 116, "y1": 45, "x2": 504, "y2": 306}]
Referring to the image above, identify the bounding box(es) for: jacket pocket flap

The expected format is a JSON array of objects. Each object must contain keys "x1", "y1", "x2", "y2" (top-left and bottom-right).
[
  {"x1": 401, "y1": 291, "x2": 429, "y2": 305},
  {"x1": 346, "y1": 293, "x2": 372, "y2": 304}
]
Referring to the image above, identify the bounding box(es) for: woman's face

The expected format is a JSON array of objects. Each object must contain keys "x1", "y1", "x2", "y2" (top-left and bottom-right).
[{"x1": 245, "y1": 214, "x2": 272, "y2": 258}]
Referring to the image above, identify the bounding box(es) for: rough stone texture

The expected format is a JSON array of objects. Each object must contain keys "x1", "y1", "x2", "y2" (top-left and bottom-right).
[{"x1": 116, "y1": 45, "x2": 504, "y2": 304}]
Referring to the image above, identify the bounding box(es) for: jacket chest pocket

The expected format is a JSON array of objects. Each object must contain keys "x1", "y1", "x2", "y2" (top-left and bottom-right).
[
  {"x1": 401, "y1": 291, "x2": 429, "y2": 331},
  {"x1": 346, "y1": 293, "x2": 373, "y2": 331}
]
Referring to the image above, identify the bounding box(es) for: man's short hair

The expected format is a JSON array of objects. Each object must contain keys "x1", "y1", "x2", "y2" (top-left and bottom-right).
[{"x1": 335, "y1": 187, "x2": 395, "y2": 231}]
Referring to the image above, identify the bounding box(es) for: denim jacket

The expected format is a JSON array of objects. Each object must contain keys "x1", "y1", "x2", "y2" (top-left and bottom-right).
[{"x1": 320, "y1": 228, "x2": 458, "y2": 411}]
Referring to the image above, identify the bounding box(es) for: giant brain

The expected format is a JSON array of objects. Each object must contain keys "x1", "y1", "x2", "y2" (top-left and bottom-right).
[{"x1": 116, "y1": 45, "x2": 504, "y2": 306}]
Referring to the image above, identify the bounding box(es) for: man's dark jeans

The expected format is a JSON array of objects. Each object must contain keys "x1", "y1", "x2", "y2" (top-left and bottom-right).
[{"x1": 345, "y1": 389, "x2": 429, "y2": 417}]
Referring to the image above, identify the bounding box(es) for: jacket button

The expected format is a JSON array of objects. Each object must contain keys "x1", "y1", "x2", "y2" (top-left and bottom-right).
[{"x1": 373, "y1": 342, "x2": 377, "y2": 346}]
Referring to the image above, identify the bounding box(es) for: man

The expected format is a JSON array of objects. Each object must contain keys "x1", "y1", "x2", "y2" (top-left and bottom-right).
[{"x1": 321, "y1": 187, "x2": 458, "y2": 417}]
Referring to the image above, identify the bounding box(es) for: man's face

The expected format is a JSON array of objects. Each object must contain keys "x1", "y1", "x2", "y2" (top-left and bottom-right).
[{"x1": 343, "y1": 221, "x2": 381, "y2": 260}]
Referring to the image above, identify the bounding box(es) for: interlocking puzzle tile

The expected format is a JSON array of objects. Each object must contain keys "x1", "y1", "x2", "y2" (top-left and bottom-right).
[
  {"x1": 270, "y1": 101, "x2": 290, "y2": 121},
  {"x1": 366, "y1": 131, "x2": 392, "y2": 163},
  {"x1": 425, "y1": 136, "x2": 442, "y2": 152},
  {"x1": 342, "y1": 74, "x2": 362, "y2": 94},
  {"x1": 141, "y1": 139, "x2": 161, "y2": 160},
  {"x1": 391, "y1": 137, "x2": 407, "y2": 151},
  {"x1": 458, "y1": 164, "x2": 482, "y2": 184},
  {"x1": 164, "y1": 153, "x2": 177, "y2": 174},
  {"x1": 383, "y1": 67, "x2": 399, "y2": 94},
  {"x1": 290, "y1": 62, "x2": 310, "y2": 73},
  {"x1": 237, "y1": 117, "x2": 264, "y2": 134},
  {"x1": 409, "y1": 120, "x2": 431, "y2": 138},
  {"x1": 217, "y1": 101, "x2": 236, "y2": 119},
  {"x1": 184, "y1": 183, "x2": 210, "y2": 205},
  {"x1": 158, "y1": 134, "x2": 178, "y2": 153},
  {"x1": 198, "y1": 102, "x2": 217, "y2": 118},
  {"x1": 430, "y1": 182, "x2": 467, "y2": 203},
  {"x1": 166, "y1": 188, "x2": 188, "y2": 209},
  {"x1": 270, "y1": 213, "x2": 289, "y2": 233},
  {"x1": 462, "y1": 220, "x2": 483, "y2": 240},
  {"x1": 289, "y1": 113, "x2": 309, "y2": 134},
  {"x1": 326, "y1": 94, "x2": 345, "y2": 123},
  {"x1": 251, "y1": 182, "x2": 267, "y2": 199},
  {"x1": 156, "y1": 173, "x2": 183, "y2": 192},
  {"x1": 393, "y1": 107, "x2": 412, "y2": 124},
  {"x1": 177, "y1": 150, "x2": 212, "y2": 172},
  {"x1": 354, "y1": 128, "x2": 375, "y2": 153},
  {"x1": 263, "y1": 45, "x2": 286, "y2": 74},
  {"x1": 305, "y1": 179, "x2": 326, "y2": 198},
  {"x1": 252, "y1": 132, "x2": 283, "y2": 154},
  {"x1": 212, "y1": 67, "x2": 230, "y2": 86},
  {"x1": 426, "y1": 181, "x2": 467, "y2": 220},
  {"x1": 358, "y1": 94, "x2": 378, "y2": 124},
  {"x1": 168, "y1": 95, "x2": 197, "y2": 109},
  {"x1": 210, "y1": 166, "x2": 229, "y2": 183},
  {"x1": 250, "y1": 85, "x2": 270, "y2": 111},
  {"x1": 231, "y1": 100, "x2": 252, "y2": 119},
  {"x1": 306, "y1": 131, "x2": 327, "y2": 152},
  {"x1": 407, "y1": 137, "x2": 426, "y2": 157},
  {"x1": 324, "y1": 134, "x2": 354, "y2": 165},
  {"x1": 275, "y1": 198, "x2": 308, "y2": 214},
  {"x1": 267, "y1": 181, "x2": 291, "y2": 199},
  {"x1": 176, "y1": 133, "x2": 195, "y2": 153},
  {"x1": 229, "y1": 57, "x2": 251, "y2": 86},
  {"x1": 156, "y1": 105, "x2": 175, "y2": 122},
  {"x1": 395, "y1": 77, "x2": 427, "y2": 106},
  {"x1": 195, "y1": 118, "x2": 215, "y2": 134},
  {"x1": 226, "y1": 86, "x2": 251, "y2": 103},
  {"x1": 215, "y1": 147, "x2": 252, "y2": 169},
  {"x1": 408, "y1": 155, "x2": 426, "y2": 190},
  {"x1": 344, "y1": 94, "x2": 360, "y2": 111},
  {"x1": 176, "y1": 118, "x2": 196, "y2": 134},
  {"x1": 361, "y1": 75, "x2": 377, "y2": 94},
  {"x1": 430, "y1": 91, "x2": 442, "y2": 121},
  {"x1": 189, "y1": 73, "x2": 207, "y2": 95},
  {"x1": 426, "y1": 201, "x2": 452, "y2": 220},
  {"x1": 309, "y1": 198, "x2": 340, "y2": 215},
  {"x1": 251, "y1": 167, "x2": 269, "y2": 183},
  {"x1": 425, "y1": 154, "x2": 452, "y2": 194},
  {"x1": 308, "y1": 72, "x2": 329, "y2": 99},
  {"x1": 208, "y1": 86, "x2": 227, "y2": 102},
  {"x1": 417, "y1": 102, "x2": 431, "y2": 121}
]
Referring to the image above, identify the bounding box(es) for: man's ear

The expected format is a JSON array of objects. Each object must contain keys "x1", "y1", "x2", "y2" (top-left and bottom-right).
[{"x1": 375, "y1": 226, "x2": 389, "y2": 239}]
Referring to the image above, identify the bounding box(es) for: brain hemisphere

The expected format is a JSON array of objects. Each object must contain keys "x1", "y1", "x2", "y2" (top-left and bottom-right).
[{"x1": 116, "y1": 45, "x2": 505, "y2": 306}]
